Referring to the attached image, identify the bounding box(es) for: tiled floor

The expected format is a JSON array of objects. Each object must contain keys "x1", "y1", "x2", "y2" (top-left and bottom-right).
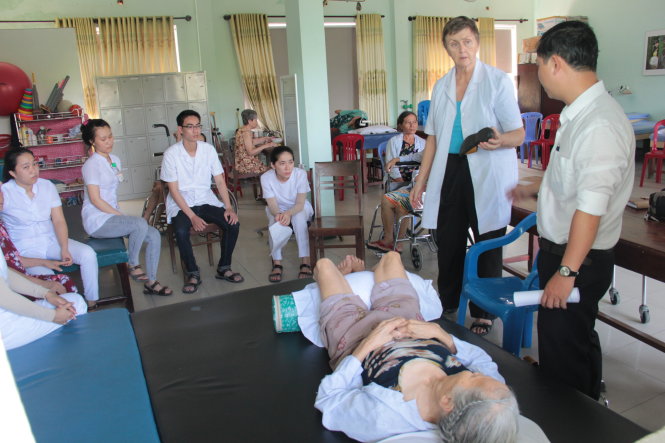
[{"x1": 96, "y1": 158, "x2": 664, "y2": 433}]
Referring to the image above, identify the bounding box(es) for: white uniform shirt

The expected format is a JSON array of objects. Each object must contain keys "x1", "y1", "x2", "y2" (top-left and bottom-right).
[
  {"x1": 1, "y1": 179, "x2": 61, "y2": 258},
  {"x1": 81, "y1": 153, "x2": 123, "y2": 235},
  {"x1": 260, "y1": 168, "x2": 312, "y2": 213},
  {"x1": 315, "y1": 336, "x2": 505, "y2": 442},
  {"x1": 385, "y1": 133, "x2": 426, "y2": 180},
  {"x1": 422, "y1": 61, "x2": 523, "y2": 233},
  {"x1": 160, "y1": 141, "x2": 225, "y2": 222},
  {"x1": 537, "y1": 81, "x2": 635, "y2": 249}
]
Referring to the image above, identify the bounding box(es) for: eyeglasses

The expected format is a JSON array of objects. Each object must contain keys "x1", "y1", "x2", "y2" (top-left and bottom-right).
[{"x1": 181, "y1": 124, "x2": 203, "y2": 130}]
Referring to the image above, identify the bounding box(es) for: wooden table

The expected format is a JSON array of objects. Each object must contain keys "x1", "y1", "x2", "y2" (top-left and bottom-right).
[{"x1": 510, "y1": 198, "x2": 665, "y2": 352}]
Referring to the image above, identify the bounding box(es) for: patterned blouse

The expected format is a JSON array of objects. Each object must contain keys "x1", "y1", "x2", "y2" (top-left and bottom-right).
[
  {"x1": 362, "y1": 338, "x2": 468, "y2": 391},
  {"x1": 0, "y1": 220, "x2": 77, "y2": 295},
  {"x1": 234, "y1": 129, "x2": 269, "y2": 175}
]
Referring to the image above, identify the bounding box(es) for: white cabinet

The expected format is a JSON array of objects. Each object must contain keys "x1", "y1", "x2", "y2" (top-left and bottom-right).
[{"x1": 96, "y1": 72, "x2": 209, "y2": 200}]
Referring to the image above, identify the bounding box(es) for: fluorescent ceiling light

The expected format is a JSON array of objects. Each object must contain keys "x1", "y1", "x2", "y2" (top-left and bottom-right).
[{"x1": 268, "y1": 22, "x2": 356, "y2": 28}]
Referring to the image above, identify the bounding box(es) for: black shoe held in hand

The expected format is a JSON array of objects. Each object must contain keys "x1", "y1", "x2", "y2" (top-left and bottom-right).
[{"x1": 459, "y1": 127, "x2": 495, "y2": 156}]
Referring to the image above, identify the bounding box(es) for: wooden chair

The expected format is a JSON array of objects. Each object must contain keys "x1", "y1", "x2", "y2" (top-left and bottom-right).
[
  {"x1": 162, "y1": 181, "x2": 233, "y2": 275},
  {"x1": 308, "y1": 160, "x2": 365, "y2": 264},
  {"x1": 221, "y1": 136, "x2": 261, "y2": 200}
]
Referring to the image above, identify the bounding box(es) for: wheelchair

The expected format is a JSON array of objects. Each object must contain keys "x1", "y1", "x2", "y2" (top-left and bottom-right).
[{"x1": 366, "y1": 160, "x2": 437, "y2": 270}]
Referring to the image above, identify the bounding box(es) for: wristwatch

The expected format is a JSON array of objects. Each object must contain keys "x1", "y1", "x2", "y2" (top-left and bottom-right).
[{"x1": 558, "y1": 265, "x2": 579, "y2": 277}]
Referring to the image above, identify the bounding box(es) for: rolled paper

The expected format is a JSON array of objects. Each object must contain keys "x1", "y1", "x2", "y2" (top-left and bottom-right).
[
  {"x1": 513, "y1": 288, "x2": 580, "y2": 307},
  {"x1": 272, "y1": 294, "x2": 301, "y2": 333}
]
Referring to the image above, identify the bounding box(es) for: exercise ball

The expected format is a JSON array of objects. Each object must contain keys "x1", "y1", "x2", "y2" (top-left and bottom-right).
[{"x1": 0, "y1": 62, "x2": 31, "y2": 116}]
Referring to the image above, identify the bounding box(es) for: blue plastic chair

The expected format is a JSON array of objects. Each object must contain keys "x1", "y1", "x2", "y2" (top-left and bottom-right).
[
  {"x1": 518, "y1": 112, "x2": 542, "y2": 163},
  {"x1": 457, "y1": 212, "x2": 539, "y2": 356},
  {"x1": 417, "y1": 100, "x2": 431, "y2": 126}
]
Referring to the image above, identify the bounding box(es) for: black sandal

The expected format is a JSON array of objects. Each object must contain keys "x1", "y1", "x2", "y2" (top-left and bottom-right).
[
  {"x1": 269, "y1": 263, "x2": 283, "y2": 283},
  {"x1": 298, "y1": 263, "x2": 313, "y2": 279},
  {"x1": 215, "y1": 268, "x2": 245, "y2": 283},
  {"x1": 470, "y1": 321, "x2": 493, "y2": 336},
  {"x1": 143, "y1": 281, "x2": 173, "y2": 296},
  {"x1": 128, "y1": 264, "x2": 149, "y2": 282},
  {"x1": 182, "y1": 271, "x2": 202, "y2": 294}
]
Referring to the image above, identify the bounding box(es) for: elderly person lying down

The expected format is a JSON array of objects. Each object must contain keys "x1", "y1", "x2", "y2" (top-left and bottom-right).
[{"x1": 314, "y1": 252, "x2": 518, "y2": 442}]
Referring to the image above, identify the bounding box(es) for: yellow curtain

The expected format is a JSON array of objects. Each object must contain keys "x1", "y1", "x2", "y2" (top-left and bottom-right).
[
  {"x1": 57, "y1": 16, "x2": 177, "y2": 118},
  {"x1": 55, "y1": 17, "x2": 101, "y2": 117},
  {"x1": 97, "y1": 16, "x2": 177, "y2": 75},
  {"x1": 355, "y1": 14, "x2": 389, "y2": 126},
  {"x1": 229, "y1": 14, "x2": 284, "y2": 133},
  {"x1": 478, "y1": 17, "x2": 496, "y2": 67},
  {"x1": 412, "y1": 16, "x2": 454, "y2": 107}
]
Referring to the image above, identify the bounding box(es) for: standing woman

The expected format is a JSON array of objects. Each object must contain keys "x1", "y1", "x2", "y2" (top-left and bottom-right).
[
  {"x1": 410, "y1": 17, "x2": 524, "y2": 335},
  {"x1": 80, "y1": 119, "x2": 172, "y2": 296},
  {"x1": 235, "y1": 109, "x2": 278, "y2": 175},
  {"x1": 1, "y1": 148, "x2": 100, "y2": 309}
]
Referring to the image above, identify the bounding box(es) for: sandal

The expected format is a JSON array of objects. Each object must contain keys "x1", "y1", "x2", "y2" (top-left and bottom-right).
[
  {"x1": 182, "y1": 271, "x2": 202, "y2": 294},
  {"x1": 215, "y1": 268, "x2": 245, "y2": 283},
  {"x1": 298, "y1": 263, "x2": 313, "y2": 279},
  {"x1": 367, "y1": 240, "x2": 392, "y2": 252},
  {"x1": 128, "y1": 265, "x2": 149, "y2": 282},
  {"x1": 470, "y1": 321, "x2": 493, "y2": 337},
  {"x1": 269, "y1": 262, "x2": 283, "y2": 283},
  {"x1": 87, "y1": 302, "x2": 99, "y2": 311},
  {"x1": 143, "y1": 281, "x2": 173, "y2": 296}
]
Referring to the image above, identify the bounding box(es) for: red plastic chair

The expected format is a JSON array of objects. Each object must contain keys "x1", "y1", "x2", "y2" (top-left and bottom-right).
[
  {"x1": 528, "y1": 114, "x2": 560, "y2": 170},
  {"x1": 331, "y1": 134, "x2": 364, "y2": 199},
  {"x1": 640, "y1": 119, "x2": 665, "y2": 187}
]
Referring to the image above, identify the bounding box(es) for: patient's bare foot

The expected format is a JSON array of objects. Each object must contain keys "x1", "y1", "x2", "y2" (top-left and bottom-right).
[{"x1": 337, "y1": 255, "x2": 366, "y2": 275}]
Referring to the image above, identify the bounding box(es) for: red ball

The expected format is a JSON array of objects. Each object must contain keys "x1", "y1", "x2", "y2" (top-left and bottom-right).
[{"x1": 0, "y1": 62, "x2": 31, "y2": 116}]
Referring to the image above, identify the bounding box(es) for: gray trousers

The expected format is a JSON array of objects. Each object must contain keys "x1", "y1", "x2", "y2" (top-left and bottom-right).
[{"x1": 91, "y1": 215, "x2": 161, "y2": 281}]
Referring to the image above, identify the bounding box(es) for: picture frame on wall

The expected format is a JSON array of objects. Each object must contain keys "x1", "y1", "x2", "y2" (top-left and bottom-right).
[{"x1": 643, "y1": 29, "x2": 665, "y2": 75}]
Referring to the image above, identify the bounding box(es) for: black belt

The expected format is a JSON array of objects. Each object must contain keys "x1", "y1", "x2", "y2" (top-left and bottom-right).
[{"x1": 538, "y1": 237, "x2": 614, "y2": 267}]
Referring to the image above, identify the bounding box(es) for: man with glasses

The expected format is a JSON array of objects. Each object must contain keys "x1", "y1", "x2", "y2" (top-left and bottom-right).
[{"x1": 161, "y1": 110, "x2": 244, "y2": 294}]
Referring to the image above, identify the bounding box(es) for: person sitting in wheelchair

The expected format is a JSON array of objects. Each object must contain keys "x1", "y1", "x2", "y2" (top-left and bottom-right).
[{"x1": 368, "y1": 111, "x2": 425, "y2": 253}]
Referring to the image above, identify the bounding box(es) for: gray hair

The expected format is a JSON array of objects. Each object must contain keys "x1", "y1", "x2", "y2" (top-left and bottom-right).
[
  {"x1": 241, "y1": 109, "x2": 258, "y2": 125},
  {"x1": 439, "y1": 385, "x2": 519, "y2": 443}
]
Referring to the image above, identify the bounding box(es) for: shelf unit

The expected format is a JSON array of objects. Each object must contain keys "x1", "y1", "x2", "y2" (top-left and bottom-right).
[{"x1": 14, "y1": 111, "x2": 87, "y2": 202}]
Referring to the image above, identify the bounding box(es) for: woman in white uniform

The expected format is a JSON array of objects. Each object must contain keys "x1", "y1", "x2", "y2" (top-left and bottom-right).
[
  {"x1": 1, "y1": 148, "x2": 100, "y2": 309},
  {"x1": 80, "y1": 119, "x2": 172, "y2": 296},
  {"x1": 261, "y1": 146, "x2": 314, "y2": 282},
  {"x1": 410, "y1": 17, "x2": 524, "y2": 335}
]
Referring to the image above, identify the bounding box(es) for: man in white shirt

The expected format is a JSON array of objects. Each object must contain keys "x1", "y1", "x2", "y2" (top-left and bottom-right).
[
  {"x1": 314, "y1": 253, "x2": 518, "y2": 442},
  {"x1": 161, "y1": 110, "x2": 243, "y2": 294},
  {"x1": 510, "y1": 21, "x2": 635, "y2": 399}
]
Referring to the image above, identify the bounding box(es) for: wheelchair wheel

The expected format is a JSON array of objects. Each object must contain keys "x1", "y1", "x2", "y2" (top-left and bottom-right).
[
  {"x1": 609, "y1": 287, "x2": 620, "y2": 305},
  {"x1": 411, "y1": 245, "x2": 422, "y2": 271}
]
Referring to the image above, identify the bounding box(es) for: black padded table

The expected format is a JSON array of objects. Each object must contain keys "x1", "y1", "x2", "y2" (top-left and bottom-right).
[{"x1": 131, "y1": 280, "x2": 648, "y2": 443}]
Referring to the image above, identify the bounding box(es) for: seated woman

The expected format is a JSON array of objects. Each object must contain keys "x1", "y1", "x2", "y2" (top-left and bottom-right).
[
  {"x1": 81, "y1": 119, "x2": 171, "y2": 296},
  {"x1": 368, "y1": 111, "x2": 426, "y2": 252},
  {"x1": 0, "y1": 251, "x2": 86, "y2": 351},
  {"x1": 260, "y1": 146, "x2": 313, "y2": 282},
  {"x1": 1, "y1": 148, "x2": 100, "y2": 309},
  {"x1": 314, "y1": 252, "x2": 518, "y2": 443},
  {"x1": 235, "y1": 109, "x2": 278, "y2": 175}
]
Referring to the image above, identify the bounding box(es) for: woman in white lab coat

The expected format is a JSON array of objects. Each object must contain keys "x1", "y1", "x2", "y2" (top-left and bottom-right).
[{"x1": 410, "y1": 17, "x2": 524, "y2": 335}]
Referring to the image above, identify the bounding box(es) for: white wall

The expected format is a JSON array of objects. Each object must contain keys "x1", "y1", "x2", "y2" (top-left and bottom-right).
[{"x1": 0, "y1": 28, "x2": 84, "y2": 134}]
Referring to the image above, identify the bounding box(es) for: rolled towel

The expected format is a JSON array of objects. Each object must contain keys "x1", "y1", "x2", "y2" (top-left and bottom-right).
[{"x1": 272, "y1": 294, "x2": 301, "y2": 333}]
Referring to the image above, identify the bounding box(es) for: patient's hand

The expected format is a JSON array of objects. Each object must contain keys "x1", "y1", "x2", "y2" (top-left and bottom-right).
[
  {"x1": 352, "y1": 317, "x2": 408, "y2": 361},
  {"x1": 397, "y1": 320, "x2": 456, "y2": 353}
]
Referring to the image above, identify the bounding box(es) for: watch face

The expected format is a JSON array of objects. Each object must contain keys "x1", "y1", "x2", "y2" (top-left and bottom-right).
[{"x1": 559, "y1": 266, "x2": 570, "y2": 276}]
